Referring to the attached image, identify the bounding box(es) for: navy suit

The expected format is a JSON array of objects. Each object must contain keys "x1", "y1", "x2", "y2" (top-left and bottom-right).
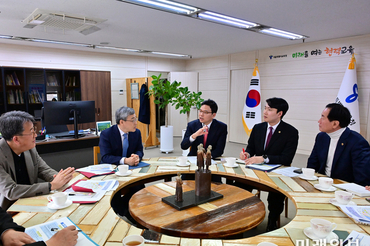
[
  {"x1": 307, "y1": 127, "x2": 370, "y2": 186},
  {"x1": 242, "y1": 120, "x2": 299, "y2": 222},
  {"x1": 99, "y1": 125, "x2": 144, "y2": 164},
  {"x1": 181, "y1": 119, "x2": 227, "y2": 159}
]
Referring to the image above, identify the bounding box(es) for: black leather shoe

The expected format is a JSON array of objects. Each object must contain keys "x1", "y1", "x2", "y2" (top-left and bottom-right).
[{"x1": 266, "y1": 219, "x2": 278, "y2": 232}]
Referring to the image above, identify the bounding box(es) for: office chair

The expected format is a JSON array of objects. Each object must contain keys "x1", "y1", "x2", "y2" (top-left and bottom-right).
[{"x1": 93, "y1": 146, "x2": 100, "y2": 165}]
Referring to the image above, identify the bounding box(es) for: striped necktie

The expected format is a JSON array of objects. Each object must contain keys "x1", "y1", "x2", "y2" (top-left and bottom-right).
[{"x1": 122, "y1": 133, "x2": 128, "y2": 157}]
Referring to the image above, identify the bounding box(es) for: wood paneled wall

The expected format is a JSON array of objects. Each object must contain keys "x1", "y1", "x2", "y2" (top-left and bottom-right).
[{"x1": 186, "y1": 34, "x2": 370, "y2": 155}]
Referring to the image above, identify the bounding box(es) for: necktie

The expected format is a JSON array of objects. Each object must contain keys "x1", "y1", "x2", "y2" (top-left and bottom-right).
[
  {"x1": 122, "y1": 133, "x2": 128, "y2": 157},
  {"x1": 203, "y1": 125, "x2": 208, "y2": 146},
  {"x1": 265, "y1": 127, "x2": 273, "y2": 149}
]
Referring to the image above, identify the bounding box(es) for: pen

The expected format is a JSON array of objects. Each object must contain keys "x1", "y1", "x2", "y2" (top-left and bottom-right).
[
  {"x1": 51, "y1": 228, "x2": 82, "y2": 232},
  {"x1": 343, "y1": 237, "x2": 352, "y2": 246}
]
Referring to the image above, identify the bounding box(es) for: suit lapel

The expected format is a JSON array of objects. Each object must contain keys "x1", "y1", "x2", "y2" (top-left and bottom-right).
[
  {"x1": 113, "y1": 125, "x2": 123, "y2": 150},
  {"x1": 259, "y1": 122, "x2": 268, "y2": 151},
  {"x1": 332, "y1": 128, "x2": 349, "y2": 168},
  {"x1": 206, "y1": 120, "x2": 217, "y2": 146},
  {"x1": 265, "y1": 121, "x2": 283, "y2": 152},
  {"x1": 0, "y1": 139, "x2": 16, "y2": 179}
]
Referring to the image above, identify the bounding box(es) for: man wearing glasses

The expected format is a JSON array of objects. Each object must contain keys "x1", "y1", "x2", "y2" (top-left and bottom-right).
[
  {"x1": 99, "y1": 106, "x2": 144, "y2": 226},
  {"x1": 99, "y1": 106, "x2": 143, "y2": 165},
  {"x1": 181, "y1": 99, "x2": 227, "y2": 159},
  {"x1": 0, "y1": 111, "x2": 75, "y2": 210}
]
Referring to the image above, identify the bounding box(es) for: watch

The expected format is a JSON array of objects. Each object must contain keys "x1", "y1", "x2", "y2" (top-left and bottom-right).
[{"x1": 262, "y1": 154, "x2": 268, "y2": 163}]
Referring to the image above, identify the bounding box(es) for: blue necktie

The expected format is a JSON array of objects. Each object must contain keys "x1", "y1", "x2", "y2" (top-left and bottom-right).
[{"x1": 122, "y1": 133, "x2": 128, "y2": 157}]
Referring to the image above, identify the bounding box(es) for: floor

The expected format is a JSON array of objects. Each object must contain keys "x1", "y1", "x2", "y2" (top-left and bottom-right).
[{"x1": 143, "y1": 136, "x2": 310, "y2": 238}]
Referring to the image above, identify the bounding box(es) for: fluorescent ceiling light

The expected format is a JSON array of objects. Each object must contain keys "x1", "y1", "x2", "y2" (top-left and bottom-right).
[
  {"x1": 28, "y1": 38, "x2": 92, "y2": 47},
  {"x1": 198, "y1": 11, "x2": 258, "y2": 29},
  {"x1": 117, "y1": 0, "x2": 308, "y2": 40},
  {"x1": 151, "y1": 51, "x2": 191, "y2": 58},
  {"x1": 259, "y1": 28, "x2": 304, "y2": 40},
  {"x1": 95, "y1": 45, "x2": 141, "y2": 52},
  {"x1": 0, "y1": 35, "x2": 13, "y2": 39},
  {"x1": 118, "y1": 0, "x2": 199, "y2": 14}
]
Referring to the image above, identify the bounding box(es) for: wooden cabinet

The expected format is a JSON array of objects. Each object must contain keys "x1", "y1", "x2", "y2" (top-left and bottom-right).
[{"x1": 80, "y1": 70, "x2": 112, "y2": 129}]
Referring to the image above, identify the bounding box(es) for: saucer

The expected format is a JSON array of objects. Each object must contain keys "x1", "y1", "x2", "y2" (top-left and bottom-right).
[
  {"x1": 116, "y1": 170, "x2": 132, "y2": 177},
  {"x1": 47, "y1": 199, "x2": 73, "y2": 210},
  {"x1": 314, "y1": 184, "x2": 336, "y2": 192},
  {"x1": 224, "y1": 164, "x2": 238, "y2": 168},
  {"x1": 176, "y1": 162, "x2": 190, "y2": 167},
  {"x1": 304, "y1": 227, "x2": 338, "y2": 241},
  {"x1": 329, "y1": 198, "x2": 356, "y2": 206},
  {"x1": 299, "y1": 174, "x2": 318, "y2": 181}
]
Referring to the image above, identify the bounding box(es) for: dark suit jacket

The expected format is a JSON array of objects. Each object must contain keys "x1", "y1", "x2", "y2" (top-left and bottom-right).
[
  {"x1": 99, "y1": 125, "x2": 144, "y2": 164},
  {"x1": 0, "y1": 207, "x2": 46, "y2": 246},
  {"x1": 307, "y1": 127, "x2": 370, "y2": 186},
  {"x1": 138, "y1": 84, "x2": 150, "y2": 124},
  {"x1": 181, "y1": 119, "x2": 227, "y2": 158},
  {"x1": 246, "y1": 121, "x2": 299, "y2": 166}
]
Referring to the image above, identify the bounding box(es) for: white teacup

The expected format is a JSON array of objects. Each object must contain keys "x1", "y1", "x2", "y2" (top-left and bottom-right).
[
  {"x1": 310, "y1": 218, "x2": 337, "y2": 238},
  {"x1": 118, "y1": 165, "x2": 129, "y2": 174},
  {"x1": 225, "y1": 157, "x2": 236, "y2": 166},
  {"x1": 319, "y1": 177, "x2": 333, "y2": 189},
  {"x1": 335, "y1": 190, "x2": 354, "y2": 205},
  {"x1": 178, "y1": 156, "x2": 187, "y2": 165},
  {"x1": 47, "y1": 192, "x2": 68, "y2": 206},
  {"x1": 122, "y1": 235, "x2": 144, "y2": 246},
  {"x1": 257, "y1": 243, "x2": 277, "y2": 246},
  {"x1": 302, "y1": 168, "x2": 315, "y2": 178}
]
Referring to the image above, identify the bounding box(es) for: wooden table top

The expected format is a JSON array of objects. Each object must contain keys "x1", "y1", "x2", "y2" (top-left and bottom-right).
[
  {"x1": 7, "y1": 156, "x2": 370, "y2": 246},
  {"x1": 129, "y1": 180, "x2": 265, "y2": 238}
]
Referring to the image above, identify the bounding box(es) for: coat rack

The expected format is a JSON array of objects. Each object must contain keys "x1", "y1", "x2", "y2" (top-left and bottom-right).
[{"x1": 126, "y1": 77, "x2": 160, "y2": 148}]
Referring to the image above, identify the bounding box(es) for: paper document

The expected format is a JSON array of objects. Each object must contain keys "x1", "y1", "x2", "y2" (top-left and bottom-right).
[
  {"x1": 246, "y1": 163, "x2": 281, "y2": 172},
  {"x1": 63, "y1": 187, "x2": 105, "y2": 203},
  {"x1": 339, "y1": 205, "x2": 370, "y2": 225},
  {"x1": 77, "y1": 164, "x2": 116, "y2": 178},
  {"x1": 25, "y1": 217, "x2": 98, "y2": 246},
  {"x1": 343, "y1": 230, "x2": 370, "y2": 246},
  {"x1": 272, "y1": 167, "x2": 301, "y2": 177},
  {"x1": 72, "y1": 179, "x2": 118, "y2": 193},
  {"x1": 334, "y1": 183, "x2": 370, "y2": 197}
]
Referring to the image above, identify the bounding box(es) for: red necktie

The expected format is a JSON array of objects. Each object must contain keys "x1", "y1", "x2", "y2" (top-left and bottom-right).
[
  {"x1": 203, "y1": 126, "x2": 208, "y2": 146},
  {"x1": 265, "y1": 126, "x2": 273, "y2": 149}
]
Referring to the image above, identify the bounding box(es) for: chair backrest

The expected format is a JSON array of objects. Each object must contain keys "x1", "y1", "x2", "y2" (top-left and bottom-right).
[{"x1": 93, "y1": 146, "x2": 100, "y2": 165}]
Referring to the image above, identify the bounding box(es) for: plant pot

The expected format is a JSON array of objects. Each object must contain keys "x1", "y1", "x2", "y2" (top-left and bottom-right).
[
  {"x1": 160, "y1": 125, "x2": 173, "y2": 153},
  {"x1": 182, "y1": 129, "x2": 189, "y2": 156}
]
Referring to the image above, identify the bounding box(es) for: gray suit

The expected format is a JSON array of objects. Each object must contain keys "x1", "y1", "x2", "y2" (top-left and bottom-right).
[{"x1": 0, "y1": 138, "x2": 57, "y2": 210}]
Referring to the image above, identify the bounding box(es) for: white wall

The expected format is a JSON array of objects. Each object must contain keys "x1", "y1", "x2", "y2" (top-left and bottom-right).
[
  {"x1": 0, "y1": 43, "x2": 187, "y2": 121},
  {"x1": 186, "y1": 34, "x2": 370, "y2": 155}
]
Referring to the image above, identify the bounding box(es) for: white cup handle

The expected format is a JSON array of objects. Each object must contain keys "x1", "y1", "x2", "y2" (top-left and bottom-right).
[
  {"x1": 331, "y1": 222, "x2": 337, "y2": 231},
  {"x1": 47, "y1": 195, "x2": 53, "y2": 202}
]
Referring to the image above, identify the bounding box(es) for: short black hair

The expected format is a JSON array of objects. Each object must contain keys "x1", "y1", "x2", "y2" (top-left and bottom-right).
[
  {"x1": 201, "y1": 99, "x2": 218, "y2": 114},
  {"x1": 0, "y1": 111, "x2": 35, "y2": 141},
  {"x1": 266, "y1": 97, "x2": 289, "y2": 119},
  {"x1": 325, "y1": 103, "x2": 351, "y2": 128}
]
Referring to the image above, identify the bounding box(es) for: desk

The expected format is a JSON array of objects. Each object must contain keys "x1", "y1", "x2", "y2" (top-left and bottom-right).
[
  {"x1": 129, "y1": 180, "x2": 265, "y2": 238},
  {"x1": 7, "y1": 157, "x2": 370, "y2": 246}
]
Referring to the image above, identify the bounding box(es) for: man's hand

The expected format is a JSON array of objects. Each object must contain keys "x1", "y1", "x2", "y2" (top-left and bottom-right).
[
  {"x1": 125, "y1": 154, "x2": 139, "y2": 166},
  {"x1": 1, "y1": 229, "x2": 35, "y2": 246},
  {"x1": 239, "y1": 151, "x2": 249, "y2": 160},
  {"x1": 50, "y1": 167, "x2": 75, "y2": 190},
  {"x1": 45, "y1": 226, "x2": 78, "y2": 246},
  {"x1": 245, "y1": 156, "x2": 264, "y2": 165},
  {"x1": 191, "y1": 126, "x2": 208, "y2": 139}
]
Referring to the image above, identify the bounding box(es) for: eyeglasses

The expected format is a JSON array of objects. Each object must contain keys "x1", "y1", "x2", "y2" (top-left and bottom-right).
[
  {"x1": 125, "y1": 117, "x2": 138, "y2": 123},
  {"x1": 18, "y1": 127, "x2": 37, "y2": 136},
  {"x1": 199, "y1": 110, "x2": 212, "y2": 115}
]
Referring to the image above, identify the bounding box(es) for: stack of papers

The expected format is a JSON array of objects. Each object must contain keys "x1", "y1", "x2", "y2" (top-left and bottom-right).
[
  {"x1": 25, "y1": 217, "x2": 98, "y2": 246},
  {"x1": 333, "y1": 183, "x2": 370, "y2": 197},
  {"x1": 76, "y1": 164, "x2": 116, "y2": 178},
  {"x1": 246, "y1": 163, "x2": 281, "y2": 172},
  {"x1": 64, "y1": 179, "x2": 119, "y2": 203},
  {"x1": 339, "y1": 205, "x2": 370, "y2": 225},
  {"x1": 343, "y1": 231, "x2": 370, "y2": 246}
]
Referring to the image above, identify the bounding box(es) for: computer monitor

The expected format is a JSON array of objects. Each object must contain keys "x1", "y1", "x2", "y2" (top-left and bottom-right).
[{"x1": 42, "y1": 101, "x2": 95, "y2": 139}]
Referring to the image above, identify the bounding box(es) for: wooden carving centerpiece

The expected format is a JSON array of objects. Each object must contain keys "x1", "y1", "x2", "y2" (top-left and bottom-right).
[{"x1": 162, "y1": 144, "x2": 223, "y2": 210}]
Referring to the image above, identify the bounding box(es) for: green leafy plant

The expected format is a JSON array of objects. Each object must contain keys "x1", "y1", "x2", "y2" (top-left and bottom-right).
[
  {"x1": 147, "y1": 74, "x2": 181, "y2": 127},
  {"x1": 172, "y1": 86, "x2": 204, "y2": 123}
]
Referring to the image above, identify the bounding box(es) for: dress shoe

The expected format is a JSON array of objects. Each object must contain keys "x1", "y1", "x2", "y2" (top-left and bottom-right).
[{"x1": 266, "y1": 219, "x2": 278, "y2": 232}]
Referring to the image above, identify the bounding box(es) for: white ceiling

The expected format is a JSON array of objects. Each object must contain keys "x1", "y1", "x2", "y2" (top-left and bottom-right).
[{"x1": 1, "y1": 0, "x2": 370, "y2": 59}]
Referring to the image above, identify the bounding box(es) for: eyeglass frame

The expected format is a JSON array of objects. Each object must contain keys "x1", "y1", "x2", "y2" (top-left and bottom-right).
[
  {"x1": 17, "y1": 126, "x2": 38, "y2": 137},
  {"x1": 199, "y1": 110, "x2": 213, "y2": 115},
  {"x1": 124, "y1": 117, "x2": 138, "y2": 123}
]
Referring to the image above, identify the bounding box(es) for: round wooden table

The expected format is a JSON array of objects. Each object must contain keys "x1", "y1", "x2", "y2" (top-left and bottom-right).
[{"x1": 129, "y1": 180, "x2": 266, "y2": 238}]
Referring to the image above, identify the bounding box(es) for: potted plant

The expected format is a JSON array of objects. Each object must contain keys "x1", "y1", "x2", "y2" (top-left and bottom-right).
[{"x1": 148, "y1": 74, "x2": 181, "y2": 153}]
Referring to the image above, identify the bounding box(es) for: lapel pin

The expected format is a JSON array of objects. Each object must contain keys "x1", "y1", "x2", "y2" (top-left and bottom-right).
[
  {"x1": 341, "y1": 143, "x2": 344, "y2": 146},
  {"x1": 278, "y1": 131, "x2": 281, "y2": 133}
]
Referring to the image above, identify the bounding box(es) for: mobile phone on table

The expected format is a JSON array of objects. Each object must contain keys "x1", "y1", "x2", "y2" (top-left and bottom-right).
[{"x1": 293, "y1": 168, "x2": 302, "y2": 174}]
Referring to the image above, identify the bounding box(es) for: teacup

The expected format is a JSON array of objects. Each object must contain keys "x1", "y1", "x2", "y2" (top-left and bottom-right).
[
  {"x1": 47, "y1": 192, "x2": 68, "y2": 206},
  {"x1": 319, "y1": 177, "x2": 333, "y2": 189},
  {"x1": 178, "y1": 156, "x2": 188, "y2": 165},
  {"x1": 310, "y1": 218, "x2": 337, "y2": 238},
  {"x1": 225, "y1": 157, "x2": 236, "y2": 167},
  {"x1": 118, "y1": 165, "x2": 129, "y2": 174},
  {"x1": 335, "y1": 190, "x2": 354, "y2": 205},
  {"x1": 122, "y1": 235, "x2": 144, "y2": 246},
  {"x1": 302, "y1": 168, "x2": 315, "y2": 178}
]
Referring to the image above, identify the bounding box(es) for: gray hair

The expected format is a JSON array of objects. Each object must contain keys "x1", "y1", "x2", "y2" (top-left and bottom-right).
[
  {"x1": 115, "y1": 106, "x2": 135, "y2": 124},
  {"x1": 0, "y1": 111, "x2": 35, "y2": 141}
]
